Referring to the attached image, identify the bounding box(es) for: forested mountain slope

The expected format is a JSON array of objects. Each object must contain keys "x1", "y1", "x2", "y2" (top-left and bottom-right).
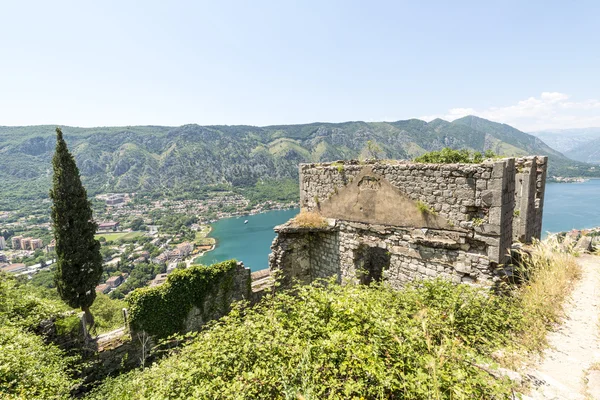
[{"x1": 1, "y1": 116, "x2": 595, "y2": 204}]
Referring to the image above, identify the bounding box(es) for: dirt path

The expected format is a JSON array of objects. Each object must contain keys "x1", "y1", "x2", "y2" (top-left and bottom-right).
[{"x1": 525, "y1": 254, "x2": 600, "y2": 399}]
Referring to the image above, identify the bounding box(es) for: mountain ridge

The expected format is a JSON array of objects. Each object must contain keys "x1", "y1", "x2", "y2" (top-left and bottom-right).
[{"x1": 1, "y1": 116, "x2": 597, "y2": 205}]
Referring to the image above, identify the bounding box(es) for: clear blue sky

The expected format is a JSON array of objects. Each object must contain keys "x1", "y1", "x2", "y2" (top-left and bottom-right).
[{"x1": 1, "y1": 0, "x2": 599, "y2": 130}]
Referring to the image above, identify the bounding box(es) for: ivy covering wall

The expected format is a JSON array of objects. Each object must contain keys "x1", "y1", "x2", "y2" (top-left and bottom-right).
[{"x1": 127, "y1": 260, "x2": 250, "y2": 338}]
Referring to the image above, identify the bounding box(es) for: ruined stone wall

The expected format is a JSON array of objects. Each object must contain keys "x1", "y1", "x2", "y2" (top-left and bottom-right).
[
  {"x1": 533, "y1": 156, "x2": 548, "y2": 239},
  {"x1": 268, "y1": 228, "x2": 339, "y2": 286},
  {"x1": 301, "y1": 161, "x2": 496, "y2": 228},
  {"x1": 184, "y1": 262, "x2": 251, "y2": 333},
  {"x1": 300, "y1": 159, "x2": 526, "y2": 264},
  {"x1": 511, "y1": 156, "x2": 548, "y2": 242},
  {"x1": 271, "y1": 157, "x2": 548, "y2": 289},
  {"x1": 271, "y1": 220, "x2": 496, "y2": 288}
]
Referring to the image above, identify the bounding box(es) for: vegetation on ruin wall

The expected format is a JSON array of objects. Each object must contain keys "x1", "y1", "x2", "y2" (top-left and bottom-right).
[
  {"x1": 90, "y1": 239, "x2": 582, "y2": 400},
  {"x1": 414, "y1": 148, "x2": 497, "y2": 164},
  {"x1": 127, "y1": 260, "x2": 240, "y2": 338},
  {"x1": 91, "y1": 279, "x2": 522, "y2": 399}
]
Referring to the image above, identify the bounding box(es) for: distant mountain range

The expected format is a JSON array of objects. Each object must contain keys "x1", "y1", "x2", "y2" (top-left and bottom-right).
[
  {"x1": 530, "y1": 128, "x2": 600, "y2": 164},
  {"x1": 1, "y1": 116, "x2": 598, "y2": 205}
]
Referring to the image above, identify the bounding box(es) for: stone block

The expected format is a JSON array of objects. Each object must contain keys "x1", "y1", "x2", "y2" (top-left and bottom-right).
[
  {"x1": 455, "y1": 262, "x2": 471, "y2": 274},
  {"x1": 480, "y1": 190, "x2": 502, "y2": 207}
]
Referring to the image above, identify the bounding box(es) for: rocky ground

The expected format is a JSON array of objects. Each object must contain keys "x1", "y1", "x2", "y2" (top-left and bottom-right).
[{"x1": 525, "y1": 254, "x2": 600, "y2": 399}]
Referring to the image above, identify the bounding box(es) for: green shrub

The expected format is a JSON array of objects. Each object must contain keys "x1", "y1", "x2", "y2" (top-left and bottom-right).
[
  {"x1": 127, "y1": 260, "x2": 241, "y2": 338},
  {"x1": 90, "y1": 280, "x2": 522, "y2": 399},
  {"x1": 414, "y1": 148, "x2": 497, "y2": 164},
  {"x1": 0, "y1": 325, "x2": 76, "y2": 399},
  {"x1": 0, "y1": 273, "x2": 69, "y2": 330},
  {"x1": 90, "y1": 293, "x2": 126, "y2": 334}
]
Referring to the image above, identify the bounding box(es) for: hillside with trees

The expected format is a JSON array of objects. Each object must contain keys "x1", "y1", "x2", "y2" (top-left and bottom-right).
[{"x1": 1, "y1": 116, "x2": 596, "y2": 209}]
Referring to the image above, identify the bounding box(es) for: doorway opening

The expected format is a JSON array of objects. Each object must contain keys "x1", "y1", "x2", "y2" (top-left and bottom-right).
[{"x1": 354, "y1": 245, "x2": 390, "y2": 285}]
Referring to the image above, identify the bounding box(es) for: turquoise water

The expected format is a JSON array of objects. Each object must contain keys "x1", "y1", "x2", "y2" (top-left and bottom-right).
[
  {"x1": 195, "y1": 208, "x2": 299, "y2": 271},
  {"x1": 542, "y1": 180, "x2": 600, "y2": 234},
  {"x1": 196, "y1": 181, "x2": 600, "y2": 271}
]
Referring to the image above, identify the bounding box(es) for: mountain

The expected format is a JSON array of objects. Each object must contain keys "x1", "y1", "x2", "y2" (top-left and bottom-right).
[
  {"x1": 530, "y1": 128, "x2": 600, "y2": 164},
  {"x1": 1, "y1": 116, "x2": 596, "y2": 205}
]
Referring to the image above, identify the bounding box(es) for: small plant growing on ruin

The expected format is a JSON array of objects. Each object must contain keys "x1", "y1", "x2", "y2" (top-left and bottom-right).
[
  {"x1": 414, "y1": 148, "x2": 498, "y2": 164},
  {"x1": 291, "y1": 210, "x2": 328, "y2": 228},
  {"x1": 416, "y1": 200, "x2": 437, "y2": 216},
  {"x1": 471, "y1": 217, "x2": 485, "y2": 227},
  {"x1": 513, "y1": 210, "x2": 520, "y2": 217},
  {"x1": 313, "y1": 195, "x2": 320, "y2": 206},
  {"x1": 331, "y1": 161, "x2": 344, "y2": 173}
]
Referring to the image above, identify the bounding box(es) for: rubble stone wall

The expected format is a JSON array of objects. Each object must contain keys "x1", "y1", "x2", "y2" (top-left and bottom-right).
[{"x1": 271, "y1": 157, "x2": 547, "y2": 289}]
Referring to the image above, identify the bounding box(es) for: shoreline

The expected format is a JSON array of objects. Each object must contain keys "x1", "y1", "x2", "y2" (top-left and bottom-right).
[{"x1": 192, "y1": 207, "x2": 299, "y2": 267}]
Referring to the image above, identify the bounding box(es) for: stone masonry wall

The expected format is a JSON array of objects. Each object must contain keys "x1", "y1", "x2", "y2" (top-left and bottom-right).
[
  {"x1": 533, "y1": 156, "x2": 548, "y2": 239},
  {"x1": 271, "y1": 157, "x2": 548, "y2": 289},
  {"x1": 300, "y1": 159, "x2": 527, "y2": 264},
  {"x1": 268, "y1": 227, "x2": 339, "y2": 286},
  {"x1": 271, "y1": 219, "x2": 495, "y2": 288},
  {"x1": 511, "y1": 156, "x2": 548, "y2": 242}
]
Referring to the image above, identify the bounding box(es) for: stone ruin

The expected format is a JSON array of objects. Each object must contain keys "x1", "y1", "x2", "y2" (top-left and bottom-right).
[{"x1": 269, "y1": 156, "x2": 547, "y2": 288}]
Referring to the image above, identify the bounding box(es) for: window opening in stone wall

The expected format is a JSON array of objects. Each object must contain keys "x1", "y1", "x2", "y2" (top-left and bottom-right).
[{"x1": 354, "y1": 245, "x2": 390, "y2": 285}]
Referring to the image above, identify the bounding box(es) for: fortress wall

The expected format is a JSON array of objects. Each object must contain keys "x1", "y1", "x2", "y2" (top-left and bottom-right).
[
  {"x1": 533, "y1": 156, "x2": 548, "y2": 238},
  {"x1": 300, "y1": 159, "x2": 529, "y2": 264},
  {"x1": 271, "y1": 220, "x2": 496, "y2": 289},
  {"x1": 300, "y1": 161, "x2": 497, "y2": 229},
  {"x1": 513, "y1": 157, "x2": 542, "y2": 243},
  {"x1": 271, "y1": 157, "x2": 548, "y2": 289}
]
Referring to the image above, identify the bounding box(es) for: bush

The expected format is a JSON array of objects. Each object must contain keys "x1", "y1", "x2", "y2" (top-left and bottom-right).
[
  {"x1": 0, "y1": 325, "x2": 75, "y2": 399},
  {"x1": 414, "y1": 148, "x2": 497, "y2": 164},
  {"x1": 90, "y1": 280, "x2": 522, "y2": 399},
  {"x1": 90, "y1": 293, "x2": 126, "y2": 334},
  {"x1": 0, "y1": 273, "x2": 69, "y2": 330}
]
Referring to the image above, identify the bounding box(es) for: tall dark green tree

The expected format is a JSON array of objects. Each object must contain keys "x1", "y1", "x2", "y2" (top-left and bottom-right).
[{"x1": 50, "y1": 127, "x2": 103, "y2": 328}]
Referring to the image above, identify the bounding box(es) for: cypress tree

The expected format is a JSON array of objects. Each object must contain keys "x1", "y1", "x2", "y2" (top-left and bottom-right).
[{"x1": 50, "y1": 127, "x2": 103, "y2": 328}]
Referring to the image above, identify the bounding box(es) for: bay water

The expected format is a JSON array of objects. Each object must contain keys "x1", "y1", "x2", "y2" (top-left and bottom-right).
[{"x1": 196, "y1": 180, "x2": 600, "y2": 271}]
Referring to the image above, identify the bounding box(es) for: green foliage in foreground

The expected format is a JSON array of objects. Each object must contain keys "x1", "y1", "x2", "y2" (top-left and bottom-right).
[
  {"x1": 90, "y1": 280, "x2": 523, "y2": 399},
  {"x1": 415, "y1": 148, "x2": 497, "y2": 164},
  {"x1": 0, "y1": 273, "x2": 76, "y2": 399},
  {"x1": 0, "y1": 273, "x2": 69, "y2": 330},
  {"x1": 127, "y1": 260, "x2": 241, "y2": 338},
  {"x1": 90, "y1": 293, "x2": 126, "y2": 334},
  {"x1": 0, "y1": 325, "x2": 75, "y2": 399}
]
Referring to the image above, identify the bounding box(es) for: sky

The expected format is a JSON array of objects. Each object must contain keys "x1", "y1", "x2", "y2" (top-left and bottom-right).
[{"x1": 1, "y1": 0, "x2": 599, "y2": 131}]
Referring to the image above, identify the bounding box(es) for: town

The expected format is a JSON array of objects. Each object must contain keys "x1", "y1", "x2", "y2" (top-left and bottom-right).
[{"x1": 0, "y1": 190, "x2": 297, "y2": 298}]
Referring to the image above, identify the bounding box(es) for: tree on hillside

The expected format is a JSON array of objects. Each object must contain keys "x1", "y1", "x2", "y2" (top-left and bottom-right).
[{"x1": 50, "y1": 127, "x2": 103, "y2": 329}]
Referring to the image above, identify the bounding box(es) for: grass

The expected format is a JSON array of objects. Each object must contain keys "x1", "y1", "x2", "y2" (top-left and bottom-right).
[
  {"x1": 194, "y1": 226, "x2": 215, "y2": 246},
  {"x1": 290, "y1": 210, "x2": 328, "y2": 228},
  {"x1": 503, "y1": 237, "x2": 582, "y2": 367},
  {"x1": 94, "y1": 231, "x2": 143, "y2": 241}
]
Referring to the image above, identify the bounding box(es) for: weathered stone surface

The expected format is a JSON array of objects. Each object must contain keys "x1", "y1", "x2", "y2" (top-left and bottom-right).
[{"x1": 272, "y1": 157, "x2": 547, "y2": 290}]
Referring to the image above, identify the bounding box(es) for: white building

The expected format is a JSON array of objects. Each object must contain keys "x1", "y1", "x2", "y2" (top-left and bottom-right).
[{"x1": 0, "y1": 237, "x2": 5, "y2": 250}]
